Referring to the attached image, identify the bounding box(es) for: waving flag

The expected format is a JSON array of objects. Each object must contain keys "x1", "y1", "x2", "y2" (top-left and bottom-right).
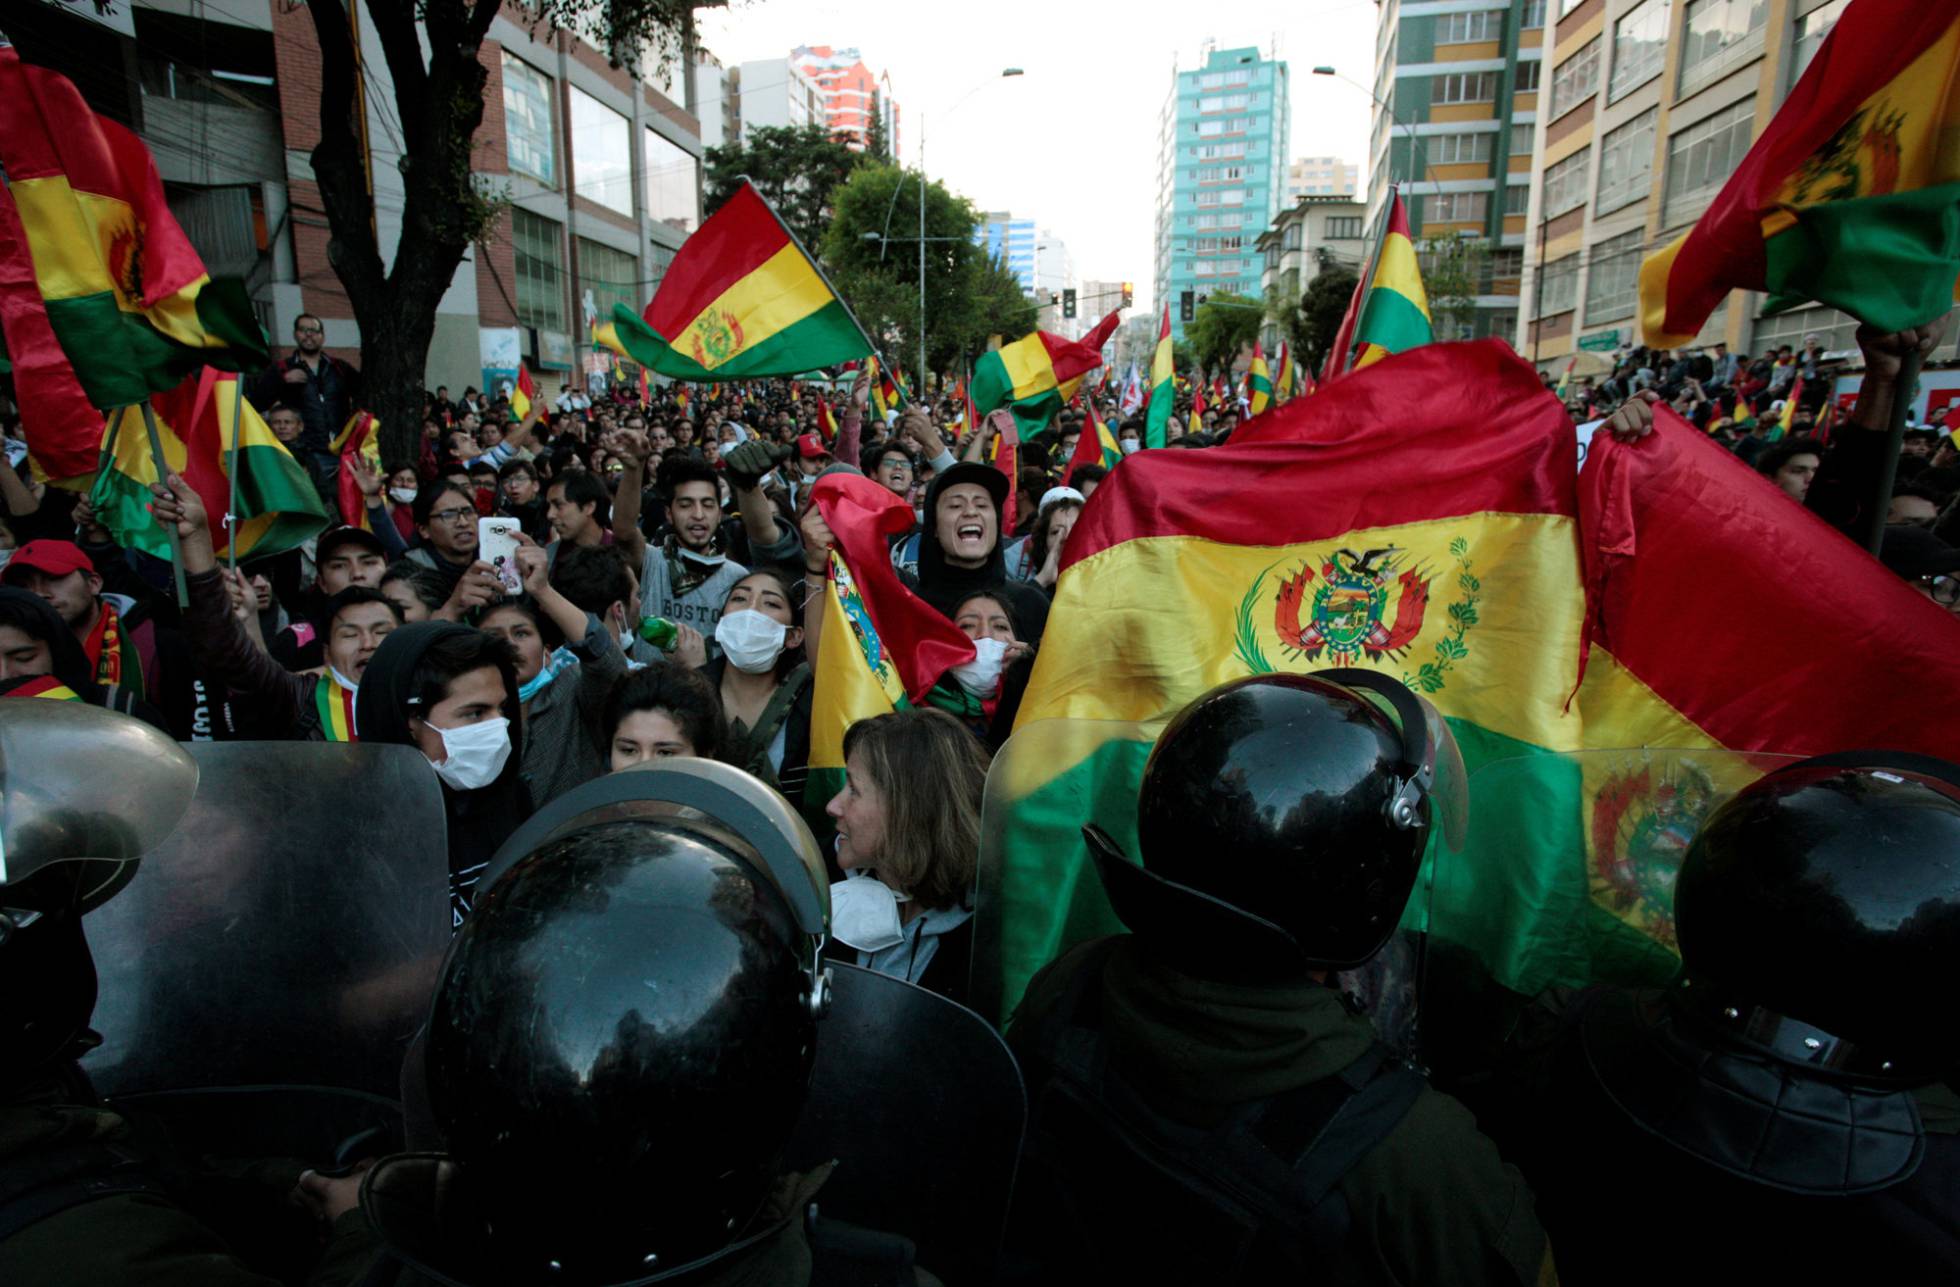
[
  {"x1": 1144, "y1": 306, "x2": 1175, "y2": 448},
  {"x1": 1064, "y1": 397, "x2": 1124, "y2": 486},
  {"x1": 817, "y1": 400, "x2": 840, "y2": 443},
  {"x1": 330, "y1": 410, "x2": 384, "y2": 529},
  {"x1": 509, "y1": 366, "x2": 537, "y2": 420},
  {"x1": 1640, "y1": 0, "x2": 1960, "y2": 348},
  {"x1": 609, "y1": 180, "x2": 872, "y2": 379},
  {"x1": 1349, "y1": 193, "x2": 1433, "y2": 371},
  {"x1": 1119, "y1": 363, "x2": 1145, "y2": 418},
  {"x1": 1273, "y1": 343, "x2": 1294, "y2": 405},
  {"x1": 970, "y1": 311, "x2": 1121, "y2": 434}
]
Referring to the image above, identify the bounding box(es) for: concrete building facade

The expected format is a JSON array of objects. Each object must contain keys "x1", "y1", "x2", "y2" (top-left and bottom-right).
[
  {"x1": 733, "y1": 57, "x2": 826, "y2": 135},
  {"x1": 1287, "y1": 156, "x2": 1361, "y2": 199},
  {"x1": 1257, "y1": 194, "x2": 1371, "y2": 351}
]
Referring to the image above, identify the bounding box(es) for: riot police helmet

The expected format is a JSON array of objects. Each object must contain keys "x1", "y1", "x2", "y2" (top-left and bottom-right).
[
  {"x1": 1085, "y1": 669, "x2": 1465, "y2": 979},
  {"x1": 1672, "y1": 750, "x2": 1960, "y2": 1084}
]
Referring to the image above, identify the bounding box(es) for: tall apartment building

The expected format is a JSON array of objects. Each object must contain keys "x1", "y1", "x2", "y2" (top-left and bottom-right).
[
  {"x1": 792, "y1": 45, "x2": 899, "y2": 154},
  {"x1": 1153, "y1": 45, "x2": 1292, "y2": 342},
  {"x1": 1519, "y1": 0, "x2": 1869, "y2": 372},
  {"x1": 1257, "y1": 194, "x2": 1370, "y2": 350},
  {"x1": 976, "y1": 214, "x2": 1039, "y2": 293},
  {"x1": 1287, "y1": 156, "x2": 1360, "y2": 199},
  {"x1": 733, "y1": 58, "x2": 826, "y2": 135},
  {"x1": 691, "y1": 50, "x2": 738, "y2": 151},
  {"x1": 1368, "y1": 0, "x2": 1546, "y2": 341},
  {"x1": 7, "y1": 0, "x2": 704, "y2": 395}
]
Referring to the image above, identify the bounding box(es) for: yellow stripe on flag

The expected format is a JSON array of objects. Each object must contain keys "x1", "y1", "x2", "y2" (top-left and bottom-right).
[
  {"x1": 996, "y1": 333, "x2": 1060, "y2": 403},
  {"x1": 678, "y1": 243, "x2": 835, "y2": 372},
  {"x1": 808, "y1": 552, "x2": 909, "y2": 771}
]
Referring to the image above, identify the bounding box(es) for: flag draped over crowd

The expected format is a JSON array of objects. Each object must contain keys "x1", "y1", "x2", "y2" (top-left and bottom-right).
[
  {"x1": 974, "y1": 339, "x2": 1960, "y2": 1020},
  {"x1": 1639, "y1": 0, "x2": 1960, "y2": 348}
]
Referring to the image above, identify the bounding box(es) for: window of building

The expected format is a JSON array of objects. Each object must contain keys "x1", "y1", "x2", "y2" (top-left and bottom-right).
[
  {"x1": 1679, "y1": 0, "x2": 1768, "y2": 97},
  {"x1": 1543, "y1": 147, "x2": 1591, "y2": 216},
  {"x1": 1195, "y1": 118, "x2": 1246, "y2": 137},
  {"x1": 578, "y1": 237, "x2": 639, "y2": 325},
  {"x1": 1438, "y1": 9, "x2": 1506, "y2": 43},
  {"x1": 1196, "y1": 142, "x2": 1248, "y2": 159},
  {"x1": 1487, "y1": 247, "x2": 1525, "y2": 283},
  {"x1": 1512, "y1": 122, "x2": 1535, "y2": 155},
  {"x1": 1790, "y1": 0, "x2": 1849, "y2": 88},
  {"x1": 1609, "y1": 0, "x2": 1669, "y2": 101},
  {"x1": 1583, "y1": 229, "x2": 1643, "y2": 323},
  {"x1": 646, "y1": 242, "x2": 676, "y2": 294},
  {"x1": 643, "y1": 129, "x2": 699, "y2": 234},
  {"x1": 1537, "y1": 255, "x2": 1579, "y2": 315},
  {"x1": 1594, "y1": 107, "x2": 1657, "y2": 213},
  {"x1": 1550, "y1": 39, "x2": 1600, "y2": 118},
  {"x1": 1429, "y1": 191, "x2": 1489, "y2": 223},
  {"x1": 1516, "y1": 60, "x2": 1542, "y2": 92},
  {"x1": 1435, "y1": 71, "x2": 1500, "y2": 104},
  {"x1": 1505, "y1": 183, "x2": 1531, "y2": 214},
  {"x1": 1198, "y1": 92, "x2": 1251, "y2": 112},
  {"x1": 1221, "y1": 189, "x2": 1247, "y2": 206},
  {"x1": 1326, "y1": 216, "x2": 1364, "y2": 238},
  {"x1": 1432, "y1": 132, "x2": 1497, "y2": 164},
  {"x1": 1199, "y1": 69, "x2": 1252, "y2": 89},
  {"x1": 1662, "y1": 100, "x2": 1754, "y2": 227},
  {"x1": 570, "y1": 87, "x2": 632, "y2": 216},
  {"x1": 1282, "y1": 223, "x2": 1303, "y2": 251},
  {"x1": 1522, "y1": 0, "x2": 1547, "y2": 29},
  {"x1": 501, "y1": 53, "x2": 556, "y2": 186},
  {"x1": 1752, "y1": 302, "x2": 1860, "y2": 356},
  {"x1": 1196, "y1": 191, "x2": 1221, "y2": 207},
  {"x1": 511, "y1": 208, "x2": 564, "y2": 333}
]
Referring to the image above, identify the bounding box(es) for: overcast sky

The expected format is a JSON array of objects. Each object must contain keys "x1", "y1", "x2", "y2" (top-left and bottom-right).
[{"x1": 695, "y1": 0, "x2": 1378, "y2": 315}]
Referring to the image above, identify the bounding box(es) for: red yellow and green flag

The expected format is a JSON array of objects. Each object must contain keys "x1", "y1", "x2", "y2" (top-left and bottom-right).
[
  {"x1": 591, "y1": 320, "x2": 628, "y2": 359},
  {"x1": 674, "y1": 384, "x2": 692, "y2": 416},
  {"x1": 970, "y1": 312, "x2": 1120, "y2": 435},
  {"x1": 1247, "y1": 343, "x2": 1273, "y2": 415},
  {"x1": 609, "y1": 180, "x2": 872, "y2": 379},
  {"x1": 4, "y1": 675, "x2": 82, "y2": 702},
  {"x1": 1777, "y1": 375, "x2": 1805, "y2": 439},
  {"x1": 1144, "y1": 305, "x2": 1175, "y2": 449},
  {"x1": 509, "y1": 366, "x2": 537, "y2": 420},
  {"x1": 972, "y1": 338, "x2": 1960, "y2": 1020},
  {"x1": 1272, "y1": 342, "x2": 1294, "y2": 405},
  {"x1": 1063, "y1": 397, "x2": 1123, "y2": 487},
  {"x1": 1349, "y1": 192, "x2": 1432, "y2": 371},
  {"x1": 817, "y1": 400, "x2": 840, "y2": 443},
  {"x1": 330, "y1": 410, "x2": 383, "y2": 529},
  {"x1": 1640, "y1": 0, "x2": 1960, "y2": 348},
  {"x1": 92, "y1": 367, "x2": 327, "y2": 564},
  {"x1": 314, "y1": 679, "x2": 359, "y2": 743},
  {"x1": 0, "y1": 43, "x2": 267, "y2": 413},
  {"x1": 0, "y1": 178, "x2": 99, "y2": 484}
]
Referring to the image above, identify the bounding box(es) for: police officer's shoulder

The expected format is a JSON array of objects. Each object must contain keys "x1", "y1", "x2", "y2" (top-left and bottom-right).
[
  {"x1": 1004, "y1": 935, "x2": 1126, "y2": 1042},
  {"x1": 1338, "y1": 1084, "x2": 1549, "y2": 1287}
]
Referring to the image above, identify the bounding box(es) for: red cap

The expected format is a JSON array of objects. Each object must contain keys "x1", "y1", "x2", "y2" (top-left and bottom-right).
[
  {"x1": 2, "y1": 539, "x2": 96, "y2": 584},
  {"x1": 797, "y1": 433, "x2": 831, "y2": 460}
]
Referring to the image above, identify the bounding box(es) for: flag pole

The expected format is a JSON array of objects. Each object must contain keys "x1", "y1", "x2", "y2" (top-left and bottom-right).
[
  {"x1": 1859, "y1": 347, "x2": 1922, "y2": 556},
  {"x1": 225, "y1": 372, "x2": 243, "y2": 571},
  {"x1": 136, "y1": 400, "x2": 190, "y2": 608}
]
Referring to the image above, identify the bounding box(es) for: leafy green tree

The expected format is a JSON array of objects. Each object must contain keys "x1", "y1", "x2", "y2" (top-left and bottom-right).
[
  {"x1": 704, "y1": 123, "x2": 864, "y2": 252},
  {"x1": 1186, "y1": 291, "x2": 1264, "y2": 377},
  {"x1": 1298, "y1": 266, "x2": 1360, "y2": 375},
  {"x1": 1417, "y1": 235, "x2": 1487, "y2": 341},
  {"x1": 864, "y1": 90, "x2": 892, "y2": 163}
]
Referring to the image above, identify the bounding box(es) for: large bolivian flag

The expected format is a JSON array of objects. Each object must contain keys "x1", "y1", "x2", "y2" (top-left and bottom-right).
[
  {"x1": 1640, "y1": 0, "x2": 1960, "y2": 347},
  {"x1": 93, "y1": 367, "x2": 327, "y2": 563},
  {"x1": 610, "y1": 181, "x2": 871, "y2": 379},
  {"x1": 970, "y1": 311, "x2": 1121, "y2": 434},
  {"x1": 975, "y1": 339, "x2": 1960, "y2": 1020},
  {"x1": 806, "y1": 473, "x2": 975, "y2": 809},
  {"x1": 0, "y1": 43, "x2": 268, "y2": 413}
]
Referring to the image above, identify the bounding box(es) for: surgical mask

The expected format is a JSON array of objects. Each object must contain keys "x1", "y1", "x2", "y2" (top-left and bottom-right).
[
  {"x1": 715, "y1": 609, "x2": 787, "y2": 674},
  {"x1": 679, "y1": 546, "x2": 726, "y2": 569},
  {"x1": 429, "y1": 716, "x2": 511, "y2": 791},
  {"x1": 829, "y1": 871, "x2": 910, "y2": 953},
  {"x1": 1120, "y1": 438, "x2": 1141, "y2": 455},
  {"x1": 516, "y1": 646, "x2": 576, "y2": 703},
  {"x1": 389, "y1": 486, "x2": 418, "y2": 504},
  {"x1": 950, "y1": 637, "x2": 1009, "y2": 698}
]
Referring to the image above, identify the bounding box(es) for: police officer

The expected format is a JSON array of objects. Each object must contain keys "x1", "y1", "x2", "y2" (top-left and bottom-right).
[
  {"x1": 0, "y1": 701, "x2": 368, "y2": 1285},
  {"x1": 1005, "y1": 671, "x2": 1550, "y2": 1284},
  {"x1": 322, "y1": 761, "x2": 934, "y2": 1286},
  {"x1": 1484, "y1": 753, "x2": 1960, "y2": 1284}
]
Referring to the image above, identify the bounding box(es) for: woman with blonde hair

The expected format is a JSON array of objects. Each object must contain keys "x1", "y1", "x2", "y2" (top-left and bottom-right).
[{"x1": 823, "y1": 707, "x2": 989, "y2": 1003}]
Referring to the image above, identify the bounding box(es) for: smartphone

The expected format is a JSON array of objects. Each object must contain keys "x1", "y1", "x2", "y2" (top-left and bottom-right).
[{"x1": 478, "y1": 517, "x2": 523, "y2": 595}]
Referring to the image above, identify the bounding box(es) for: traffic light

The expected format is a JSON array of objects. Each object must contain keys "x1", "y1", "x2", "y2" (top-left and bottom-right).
[
  {"x1": 1049, "y1": 292, "x2": 1060, "y2": 308},
  {"x1": 1180, "y1": 290, "x2": 1195, "y2": 323},
  {"x1": 1121, "y1": 282, "x2": 1134, "y2": 308},
  {"x1": 1062, "y1": 288, "x2": 1077, "y2": 319}
]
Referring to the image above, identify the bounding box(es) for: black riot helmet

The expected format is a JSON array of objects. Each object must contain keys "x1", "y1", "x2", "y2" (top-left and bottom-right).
[
  {"x1": 1671, "y1": 751, "x2": 1960, "y2": 1084},
  {"x1": 1085, "y1": 670, "x2": 1465, "y2": 980},
  {"x1": 376, "y1": 761, "x2": 831, "y2": 1285},
  {"x1": 0, "y1": 701, "x2": 197, "y2": 1090}
]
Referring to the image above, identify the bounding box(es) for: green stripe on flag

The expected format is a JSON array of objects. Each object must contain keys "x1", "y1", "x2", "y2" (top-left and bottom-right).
[
  {"x1": 612, "y1": 299, "x2": 867, "y2": 380},
  {"x1": 44, "y1": 279, "x2": 265, "y2": 410},
  {"x1": 1762, "y1": 182, "x2": 1960, "y2": 336},
  {"x1": 1354, "y1": 287, "x2": 1434, "y2": 357}
]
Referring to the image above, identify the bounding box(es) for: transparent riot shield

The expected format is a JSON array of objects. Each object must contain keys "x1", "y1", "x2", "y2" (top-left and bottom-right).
[
  {"x1": 82, "y1": 742, "x2": 451, "y2": 1110},
  {"x1": 1421, "y1": 747, "x2": 1797, "y2": 1086},
  {"x1": 971, "y1": 718, "x2": 1158, "y2": 1026}
]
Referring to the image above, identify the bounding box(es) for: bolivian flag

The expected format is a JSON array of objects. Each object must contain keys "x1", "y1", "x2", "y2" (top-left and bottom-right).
[
  {"x1": 1144, "y1": 305, "x2": 1175, "y2": 448},
  {"x1": 817, "y1": 400, "x2": 839, "y2": 443},
  {"x1": 610, "y1": 181, "x2": 871, "y2": 379},
  {"x1": 1062, "y1": 398, "x2": 1123, "y2": 487},
  {"x1": 1248, "y1": 342, "x2": 1273, "y2": 415},
  {"x1": 1273, "y1": 342, "x2": 1294, "y2": 405},
  {"x1": 591, "y1": 320, "x2": 628, "y2": 359},
  {"x1": 971, "y1": 338, "x2": 1960, "y2": 1020},
  {"x1": 970, "y1": 312, "x2": 1120, "y2": 434},
  {"x1": 330, "y1": 410, "x2": 384, "y2": 529},
  {"x1": 1643, "y1": 0, "x2": 1960, "y2": 347},
  {"x1": 93, "y1": 367, "x2": 327, "y2": 563},
  {"x1": 509, "y1": 366, "x2": 537, "y2": 420},
  {"x1": 0, "y1": 44, "x2": 268, "y2": 411},
  {"x1": 806, "y1": 473, "x2": 974, "y2": 808},
  {"x1": 1350, "y1": 193, "x2": 1432, "y2": 370}
]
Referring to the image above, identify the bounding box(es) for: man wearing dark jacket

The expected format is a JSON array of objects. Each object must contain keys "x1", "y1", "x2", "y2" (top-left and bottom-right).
[{"x1": 249, "y1": 313, "x2": 363, "y2": 491}]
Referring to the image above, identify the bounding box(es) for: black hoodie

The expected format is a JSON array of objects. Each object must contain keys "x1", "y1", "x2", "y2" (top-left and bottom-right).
[
  {"x1": 909, "y1": 465, "x2": 1051, "y2": 646},
  {"x1": 0, "y1": 589, "x2": 169, "y2": 731},
  {"x1": 355, "y1": 622, "x2": 532, "y2": 926}
]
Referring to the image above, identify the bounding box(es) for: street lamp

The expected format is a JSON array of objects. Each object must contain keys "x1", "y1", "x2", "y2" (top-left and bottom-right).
[{"x1": 1312, "y1": 65, "x2": 1428, "y2": 202}]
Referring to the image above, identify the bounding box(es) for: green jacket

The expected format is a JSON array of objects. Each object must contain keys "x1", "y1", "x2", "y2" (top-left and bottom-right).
[{"x1": 1008, "y1": 937, "x2": 1552, "y2": 1287}]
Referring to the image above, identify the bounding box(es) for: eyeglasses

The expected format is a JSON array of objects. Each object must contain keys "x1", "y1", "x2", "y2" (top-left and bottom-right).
[
  {"x1": 429, "y1": 506, "x2": 476, "y2": 524},
  {"x1": 1922, "y1": 574, "x2": 1960, "y2": 606},
  {"x1": 295, "y1": 325, "x2": 324, "y2": 335}
]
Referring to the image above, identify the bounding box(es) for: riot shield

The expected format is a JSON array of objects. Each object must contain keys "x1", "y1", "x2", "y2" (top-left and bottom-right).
[
  {"x1": 82, "y1": 742, "x2": 451, "y2": 1122},
  {"x1": 1421, "y1": 747, "x2": 1797, "y2": 1085},
  {"x1": 784, "y1": 962, "x2": 1025, "y2": 1287}
]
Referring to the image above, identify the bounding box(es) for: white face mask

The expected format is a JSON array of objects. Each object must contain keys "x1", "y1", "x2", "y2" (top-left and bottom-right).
[
  {"x1": 388, "y1": 486, "x2": 418, "y2": 504},
  {"x1": 950, "y1": 636, "x2": 1009, "y2": 698},
  {"x1": 428, "y1": 715, "x2": 511, "y2": 791},
  {"x1": 714, "y1": 609, "x2": 788, "y2": 673},
  {"x1": 830, "y1": 871, "x2": 910, "y2": 953},
  {"x1": 1120, "y1": 438, "x2": 1141, "y2": 455}
]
